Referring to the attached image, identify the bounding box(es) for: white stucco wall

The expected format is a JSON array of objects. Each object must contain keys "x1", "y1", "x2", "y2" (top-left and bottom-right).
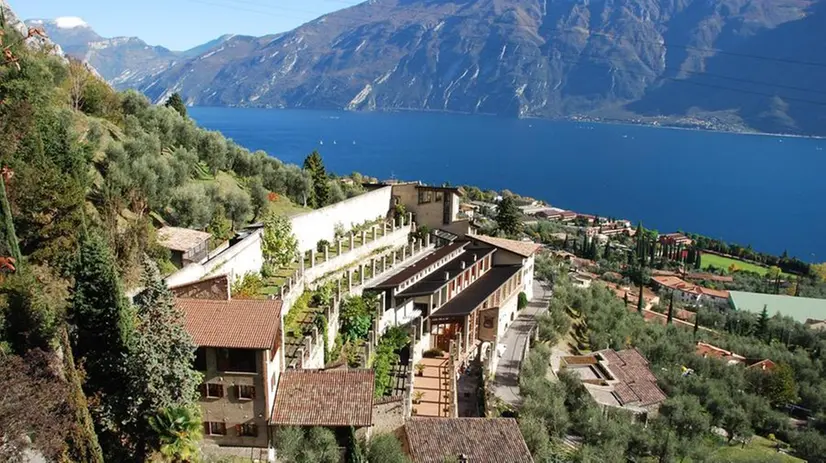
[
  {"x1": 165, "y1": 229, "x2": 264, "y2": 288},
  {"x1": 496, "y1": 292, "x2": 519, "y2": 342},
  {"x1": 303, "y1": 225, "x2": 411, "y2": 283},
  {"x1": 290, "y1": 186, "x2": 393, "y2": 252},
  {"x1": 522, "y1": 255, "x2": 536, "y2": 300},
  {"x1": 379, "y1": 299, "x2": 422, "y2": 334}
]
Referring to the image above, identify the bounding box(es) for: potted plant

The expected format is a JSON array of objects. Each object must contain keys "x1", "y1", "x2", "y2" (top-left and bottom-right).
[
  {"x1": 415, "y1": 363, "x2": 426, "y2": 376},
  {"x1": 412, "y1": 391, "x2": 424, "y2": 405},
  {"x1": 412, "y1": 407, "x2": 418, "y2": 415}
]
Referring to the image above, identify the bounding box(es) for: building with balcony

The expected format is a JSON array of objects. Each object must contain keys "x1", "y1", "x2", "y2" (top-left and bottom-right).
[
  {"x1": 157, "y1": 226, "x2": 211, "y2": 268},
  {"x1": 178, "y1": 296, "x2": 282, "y2": 448},
  {"x1": 369, "y1": 235, "x2": 540, "y2": 370}
]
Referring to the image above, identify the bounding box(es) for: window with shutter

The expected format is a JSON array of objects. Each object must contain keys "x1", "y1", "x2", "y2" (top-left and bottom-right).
[
  {"x1": 205, "y1": 383, "x2": 223, "y2": 398},
  {"x1": 205, "y1": 422, "x2": 227, "y2": 435},
  {"x1": 236, "y1": 385, "x2": 255, "y2": 400},
  {"x1": 237, "y1": 423, "x2": 258, "y2": 437}
]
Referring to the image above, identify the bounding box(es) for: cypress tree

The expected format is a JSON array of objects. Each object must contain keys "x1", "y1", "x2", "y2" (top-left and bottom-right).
[
  {"x1": 624, "y1": 291, "x2": 629, "y2": 306},
  {"x1": 637, "y1": 281, "x2": 645, "y2": 313},
  {"x1": 757, "y1": 305, "x2": 770, "y2": 341},
  {"x1": 303, "y1": 151, "x2": 330, "y2": 208},
  {"x1": 693, "y1": 314, "x2": 700, "y2": 337},
  {"x1": 69, "y1": 233, "x2": 136, "y2": 455},
  {"x1": 604, "y1": 240, "x2": 611, "y2": 260},
  {"x1": 667, "y1": 293, "x2": 674, "y2": 325}
]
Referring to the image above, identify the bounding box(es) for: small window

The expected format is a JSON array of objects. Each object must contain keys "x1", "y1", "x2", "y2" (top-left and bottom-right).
[
  {"x1": 236, "y1": 423, "x2": 258, "y2": 437},
  {"x1": 435, "y1": 191, "x2": 444, "y2": 202},
  {"x1": 418, "y1": 190, "x2": 432, "y2": 204},
  {"x1": 236, "y1": 385, "x2": 255, "y2": 400},
  {"x1": 204, "y1": 383, "x2": 224, "y2": 399},
  {"x1": 205, "y1": 422, "x2": 227, "y2": 436}
]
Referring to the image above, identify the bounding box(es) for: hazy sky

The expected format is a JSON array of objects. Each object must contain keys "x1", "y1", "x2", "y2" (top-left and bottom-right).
[{"x1": 11, "y1": 0, "x2": 363, "y2": 50}]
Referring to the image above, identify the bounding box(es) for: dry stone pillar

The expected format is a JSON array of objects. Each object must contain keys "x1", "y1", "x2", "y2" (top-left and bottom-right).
[
  {"x1": 324, "y1": 244, "x2": 329, "y2": 262},
  {"x1": 337, "y1": 239, "x2": 342, "y2": 256},
  {"x1": 350, "y1": 233, "x2": 355, "y2": 250},
  {"x1": 309, "y1": 249, "x2": 315, "y2": 268}
]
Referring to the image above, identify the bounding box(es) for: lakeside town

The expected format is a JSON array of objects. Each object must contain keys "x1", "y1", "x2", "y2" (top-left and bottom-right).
[
  {"x1": 2, "y1": 11, "x2": 826, "y2": 461},
  {"x1": 137, "y1": 171, "x2": 826, "y2": 462}
]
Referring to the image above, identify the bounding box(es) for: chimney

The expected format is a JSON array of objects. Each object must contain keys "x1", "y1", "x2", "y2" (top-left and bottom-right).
[{"x1": 444, "y1": 272, "x2": 450, "y2": 281}]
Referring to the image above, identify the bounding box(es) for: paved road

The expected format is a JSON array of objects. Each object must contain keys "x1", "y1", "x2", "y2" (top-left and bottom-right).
[{"x1": 491, "y1": 280, "x2": 551, "y2": 406}]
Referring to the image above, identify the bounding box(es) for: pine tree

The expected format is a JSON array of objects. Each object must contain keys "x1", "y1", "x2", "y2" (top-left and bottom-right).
[
  {"x1": 667, "y1": 293, "x2": 674, "y2": 325},
  {"x1": 128, "y1": 257, "x2": 201, "y2": 460},
  {"x1": 69, "y1": 233, "x2": 136, "y2": 455},
  {"x1": 757, "y1": 305, "x2": 770, "y2": 341},
  {"x1": 496, "y1": 196, "x2": 522, "y2": 237},
  {"x1": 303, "y1": 151, "x2": 330, "y2": 208},
  {"x1": 164, "y1": 92, "x2": 187, "y2": 118}
]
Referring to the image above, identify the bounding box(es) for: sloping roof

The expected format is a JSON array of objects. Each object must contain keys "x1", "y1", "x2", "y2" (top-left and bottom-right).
[
  {"x1": 370, "y1": 241, "x2": 468, "y2": 289},
  {"x1": 597, "y1": 348, "x2": 666, "y2": 407},
  {"x1": 652, "y1": 276, "x2": 729, "y2": 300},
  {"x1": 468, "y1": 235, "x2": 541, "y2": 257},
  {"x1": 177, "y1": 298, "x2": 281, "y2": 349},
  {"x1": 405, "y1": 418, "x2": 533, "y2": 463},
  {"x1": 429, "y1": 266, "x2": 521, "y2": 321},
  {"x1": 271, "y1": 369, "x2": 374, "y2": 427},
  {"x1": 695, "y1": 342, "x2": 745, "y2": 362},
  {"x1": 729, "y1": 291, "x2": 826, "y2": 324},
  {"x1": 395, "y1": 245, "x2": 495, "y2": 298},
  {"x1": 157, "y1": 226, "x2": 211, "y2": 252}
]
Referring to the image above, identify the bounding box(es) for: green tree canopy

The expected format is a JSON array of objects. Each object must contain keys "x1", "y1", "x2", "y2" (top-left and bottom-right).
[
  {"x1": 164, "y1": 92, "x2": 187, "y2": 118},
  {"x1": 261, "y1": 212, "x2": 299, "y2": 270},
  {"x1": 303, "y1": 151, "x2": 329, "y2": 208},
  {"x1": 496, "y1": 195, "x2": 522, "y2": 237}
]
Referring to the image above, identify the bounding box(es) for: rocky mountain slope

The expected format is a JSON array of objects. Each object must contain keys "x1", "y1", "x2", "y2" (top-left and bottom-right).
[
  {"x1": 23, "y1": 18, "x2": 234, "y2": 89},
  {"x1": 37, "y1": 0, "x2": 826, "y2": 134}
]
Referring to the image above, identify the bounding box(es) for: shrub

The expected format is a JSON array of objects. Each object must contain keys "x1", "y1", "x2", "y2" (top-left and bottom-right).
[
  {"x1": 423, "y1": 348, "x2": 444, "y2": 358},
  {"x1": 311, "y1": 281, "x2": 334, "y2": 307},
  {"x1": 367, "y1": 434, "x2": 410, "y2": 463},
  {"x1": 518, "y1": 292, "x2": 528, "y2": 310},
  {"x1": 316, "y1": 239, "x2": 330, "y2": 253},
  {"x1": 231, "y1": 273, "x2": 263, "y2": 298}
]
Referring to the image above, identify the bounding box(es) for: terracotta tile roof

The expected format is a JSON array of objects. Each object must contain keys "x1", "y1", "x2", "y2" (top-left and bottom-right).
[
  {"x1": 157, "y1": 226, "x2": 211, "y2": 252},
  {"x1": 177, "y1": 298, "x2": 281, "y2": 349},
  {"x1": 651, "y1": 275, "x2": 729, "y2": 299},
  {"x1": 695, "y1": 342, "x2": 745, "y2": 362},
  {"x1": 468, "y1": 234, "x2": 542, "y2": 257},
  {"x1": 405, "y1": 418, "x2": 533, "y2": 463},
  {"x1": 271, "y1": 369, "x2": 374, "y2": 427},
  {"x1": 746, "y1": 359, "x2": 777, "y2": 371},
  {"x1": 597, "y1": 348, "x2": 666, "y2": 407}
]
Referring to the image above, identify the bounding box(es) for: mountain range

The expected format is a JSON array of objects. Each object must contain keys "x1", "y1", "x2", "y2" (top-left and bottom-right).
[{"x1": 26, "y1": 0, "x2": 826, "y2": 136}]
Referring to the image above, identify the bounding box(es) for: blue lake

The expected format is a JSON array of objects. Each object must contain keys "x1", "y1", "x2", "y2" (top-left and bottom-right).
[{"x1": 189, "y1": 107, "x2": 826, "y2": 261}]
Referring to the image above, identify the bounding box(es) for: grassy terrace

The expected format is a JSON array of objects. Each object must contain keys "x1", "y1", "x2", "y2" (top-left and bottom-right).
[
  {"x1": 258, "y1": 261, "x2": 302, "y2": 297},
  {"x1": 701, "y1": 253, "x2": 779, "y2": 276},
  {"x1": 708, "y1": 435, "x2": 803, "y2": 462},
  {"x1": 303, "y1": 218, "x2": 389, "y2": 266},
  {"x1": 282, "y1": 292, "x2": 326, "y2": 365}
]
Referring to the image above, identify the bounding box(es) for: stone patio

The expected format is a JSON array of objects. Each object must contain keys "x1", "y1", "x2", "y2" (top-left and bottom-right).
[{"x1": 412, "y1": 356, "x2": 452, "y2": 417}]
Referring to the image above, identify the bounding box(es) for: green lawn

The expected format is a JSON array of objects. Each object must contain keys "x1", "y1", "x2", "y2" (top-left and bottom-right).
[
  {"x1": 701, "y1": 253, "x2": 772, "y2": 276},
  {"x1": 708, "y1": 436, "x2": 803, "y2": 463}
]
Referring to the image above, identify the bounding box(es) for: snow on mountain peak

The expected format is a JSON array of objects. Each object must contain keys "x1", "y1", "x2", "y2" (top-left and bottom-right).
[{"x1": 54, "y1": 16, "x2": 88, "y2": 29}]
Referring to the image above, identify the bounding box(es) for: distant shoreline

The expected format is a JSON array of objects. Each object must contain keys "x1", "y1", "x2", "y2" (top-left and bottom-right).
[{"x1": 196, "y1": 105, "x2": 826, "y2": 141}]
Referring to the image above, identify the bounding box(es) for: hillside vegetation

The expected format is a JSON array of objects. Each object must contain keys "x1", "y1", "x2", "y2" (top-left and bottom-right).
[{"x1": 0, "y1": 13, "x2": 357, "y2": 461}]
